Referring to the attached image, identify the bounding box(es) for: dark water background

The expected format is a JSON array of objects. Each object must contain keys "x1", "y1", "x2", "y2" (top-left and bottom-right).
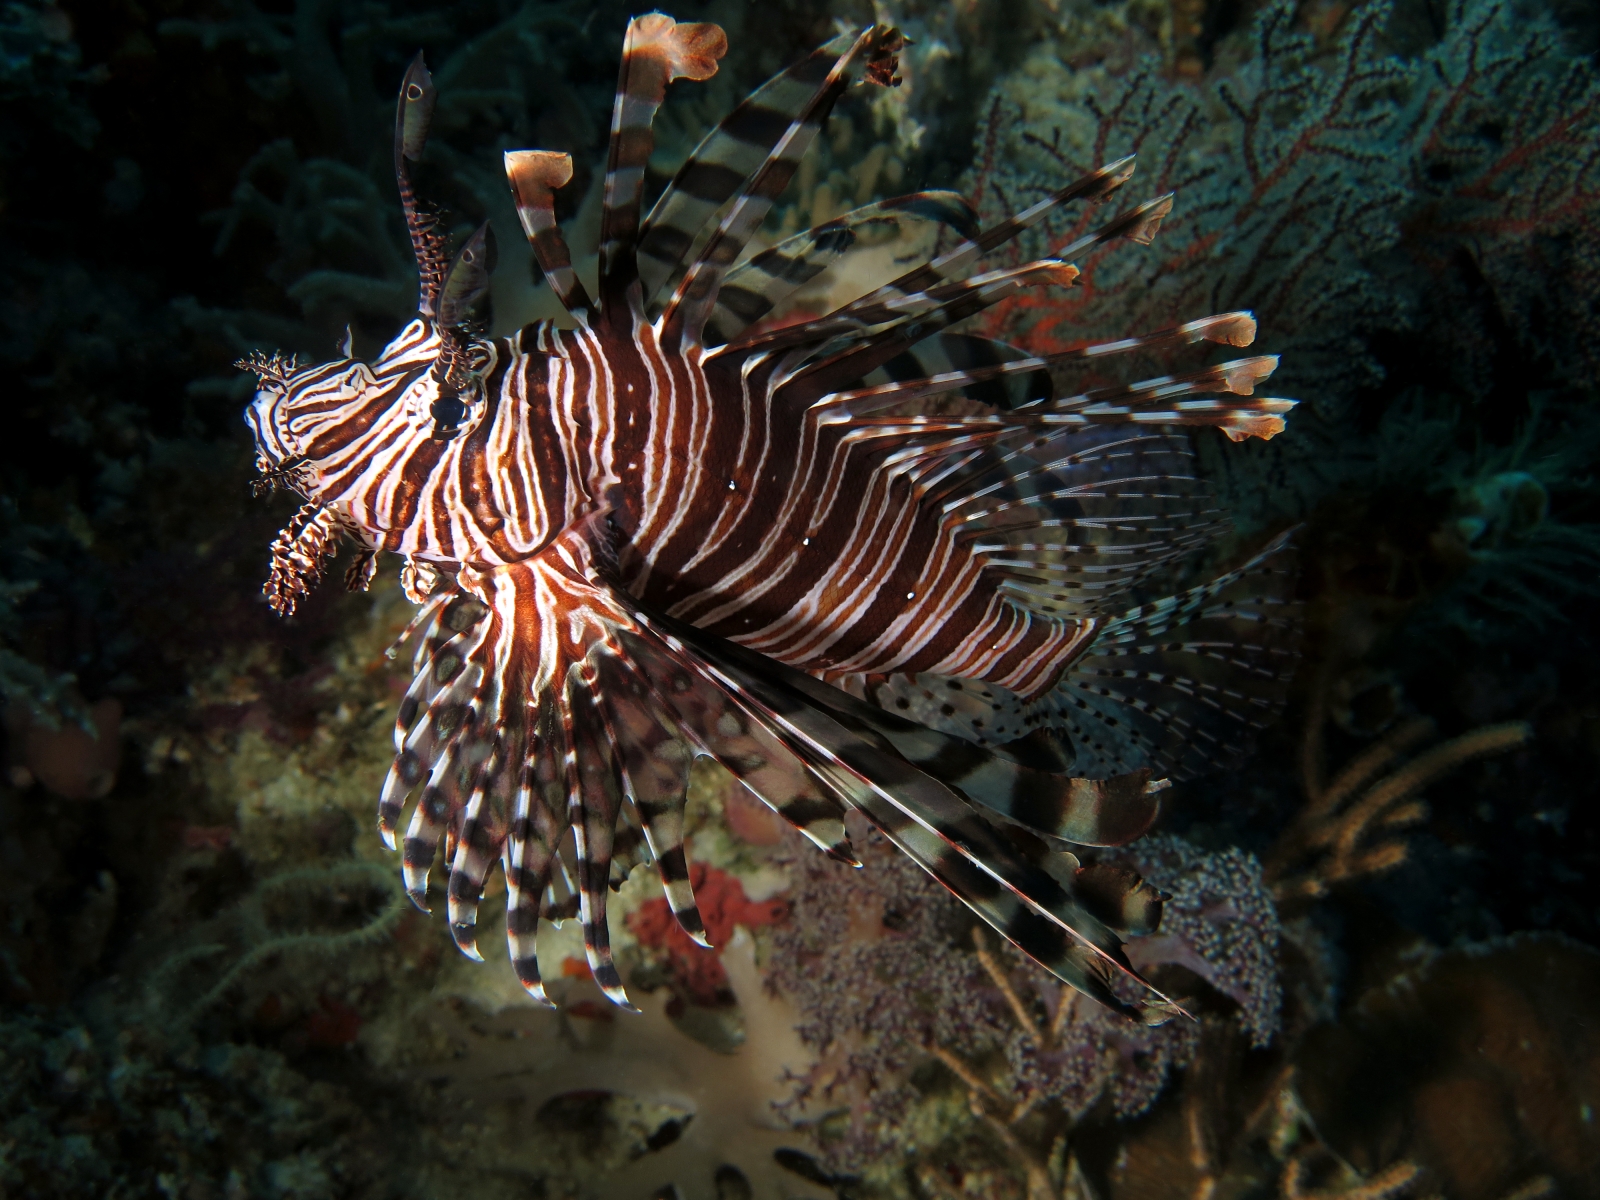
[{"x1": 2, "y1": 0, "x2": 1597, "y2": 1196}]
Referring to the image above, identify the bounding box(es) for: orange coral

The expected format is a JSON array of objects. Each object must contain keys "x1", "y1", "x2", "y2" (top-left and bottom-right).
[{"x1": 626, "y1": 863, "x2": 788, "y2": 1005}]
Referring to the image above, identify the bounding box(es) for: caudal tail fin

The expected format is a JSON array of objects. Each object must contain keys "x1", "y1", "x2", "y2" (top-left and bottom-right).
[
  {"x1": 864, "y1": 531, "x2": 1300, "y2": 782},
  {"x1": 1038, "y1": 531, "x2": 1301, "y2": 780}
]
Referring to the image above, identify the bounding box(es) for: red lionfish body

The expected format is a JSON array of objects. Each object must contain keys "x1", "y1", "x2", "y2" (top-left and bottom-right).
[{"x1": 241, "y1": 17, "x2": 1299, "y2": 1021}]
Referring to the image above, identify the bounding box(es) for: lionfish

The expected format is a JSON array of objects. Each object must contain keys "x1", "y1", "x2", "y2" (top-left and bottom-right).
[{"x1": 241, "y1": 16, "x2": 1298, "y2": 1023}]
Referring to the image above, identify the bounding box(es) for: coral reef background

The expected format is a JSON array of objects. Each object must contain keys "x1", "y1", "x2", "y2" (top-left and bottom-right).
[{"x1": 1, "y1": 0, "x2": 1597, "y2": 1197}]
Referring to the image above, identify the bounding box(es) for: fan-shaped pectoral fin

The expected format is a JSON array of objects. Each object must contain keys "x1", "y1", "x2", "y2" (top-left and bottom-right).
[{"x1": 373, "y1": 513, "x2": 845, "y2": 1009}]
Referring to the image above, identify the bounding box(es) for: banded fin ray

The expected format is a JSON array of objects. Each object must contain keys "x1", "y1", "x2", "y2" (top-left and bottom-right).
[
  {"x1": 606, "y1": 801, "x2": 654, "y2": 893},
  {"x1": 842, "y1": 153, "x2": 1139, "y2": 316},
  {"x1": 564, "y1": 662, "x2": 636, "y2": 1008},
  {"x1": 379, "y1": 595, "x2": 490, "y2": 845},
  {"x1": 649, "y1": 608, "x2": 1179, "y2": 1019},
  {"x1": 659, "y1": 25, "x2": 904, "y2": 349},
  {"x1": 504, "y1": 150, "x2": 594, "y2": 317},
  {"x1": 607, "y1": 627, "x2": 857, "y2": 867},
  {"x1": 719, "y1": 158, "x2": 1142, "y2": 361},
  {"x1": 637, "y1": 30, "x2": 860, "y2": 313},
  {"x1": 445, "y1": 738, "x2": 512, "y2": 961},
  {"x1": 777, "y1": 195, "x2": 1179, "y2": 403},
  {"x1": 372, "y1": 518, "x2": 857, "y2": 1008},
  {"x1": 598, "y1": 13, "x2": 728, "y2": 317},
  {"x1": 702, "y1": 192, "x2": 979, "y2": 347},
  {"x1": 504, "y1": 701, "x2": 575, "y2": 1004},
  {"x1": 585, "y1": 653, "x2": 705, "y2": 942}
]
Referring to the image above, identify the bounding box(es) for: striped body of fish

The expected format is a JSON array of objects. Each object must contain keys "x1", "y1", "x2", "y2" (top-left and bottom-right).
[{"x1": 241, "y1": 16, "x2": 1299, "y2": 1022}]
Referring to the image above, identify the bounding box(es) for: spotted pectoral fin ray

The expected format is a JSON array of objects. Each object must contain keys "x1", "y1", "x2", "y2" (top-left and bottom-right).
[
  {"x1": 1047, "y1": 530, "x2": 1303, "y2": 780},
  {"x1": 725, "y1": 640, "x2": 1165, "y2": 850}
]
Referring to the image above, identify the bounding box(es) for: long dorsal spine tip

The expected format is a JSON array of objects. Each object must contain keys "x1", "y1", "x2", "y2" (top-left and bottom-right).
[
  {"x1": 1124, "y1": 193, "x2": 1177, "y2": 246},
  {"x1": 1037, "y1": 262, "x2": 1080, "y2": 287},
  {"x1": 627, "y1": 13, "x2": 727, "y2": 83},
  {"x1": 505, "y1": 148, "x2": 593, "y2": 316},
  {"x1": 505, "y1": 149, "x2": 573, "y2": 192},
  {"x1": 394, "y1": 52, "x2": 435, "y2": 169},
  {"x1": 1198, "y1": 311, "x2": 1258, "y2": 346},
  {"x1": 1104, "y1": 153, "x2": 1138, "y2": 185},
  {"x1": 597, "y1": 16, "x2": 728, "y2": 319}
]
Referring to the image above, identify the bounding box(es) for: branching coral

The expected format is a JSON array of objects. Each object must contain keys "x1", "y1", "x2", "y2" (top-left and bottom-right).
[
  {"x1": 921, "y1": 925, "x2": 1155, "y2": 1200},
  {"x1": 964, "y1": 0, "x2": 1414, "y2": 456},
  {"x1": 1181, "y1": 1059, "x2": 1427, "y2": 1200},
  {"x1": 962, "y1": 0, "x2": 1600, "y2": 527},
  {"x1": 145, "y1": 859, "x2": 407, "y2": 1028},
  {"x1": 1400, "y1": 0, "x2": 1600, "y2": 387},
  {"x1": 1268, "y1": 683, "x2": 1533, "y2": 901}
]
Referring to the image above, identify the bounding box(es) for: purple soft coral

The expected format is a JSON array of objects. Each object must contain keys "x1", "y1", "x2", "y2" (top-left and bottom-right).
[
  {"x1": 765, "y1": 819, "x2": 1281, "y2": 1168},
  {"x1": 1110, "y1": 834, "x2": 1282, "y2": 1047}
]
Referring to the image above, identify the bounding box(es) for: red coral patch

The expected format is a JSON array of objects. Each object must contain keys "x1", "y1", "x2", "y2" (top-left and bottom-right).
[{"x1": 626, "y1": 863, "x2": 788, "y2": 1005}]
